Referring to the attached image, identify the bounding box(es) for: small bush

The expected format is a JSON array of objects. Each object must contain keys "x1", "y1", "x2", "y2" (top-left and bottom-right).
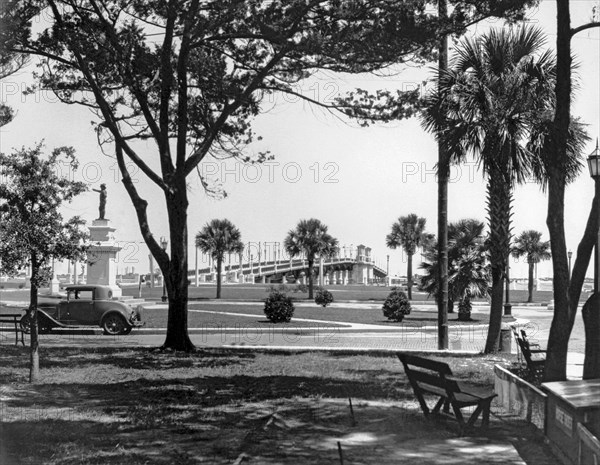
[
  {"x1": 382, "y1": 287, "x2": 411, "y2": 322},
  {"x1": 295, "y1": 283, "x2": 308, "y2": 294},
  {"x1": 314, "y1": 288, "x2": 334, "y2": 307},
  {"x1": 264, "y1": 289, "x2": 295, "y2": 323},
  {"x1": 18, "y1": 283, "x2": 25, "y2": 289}
]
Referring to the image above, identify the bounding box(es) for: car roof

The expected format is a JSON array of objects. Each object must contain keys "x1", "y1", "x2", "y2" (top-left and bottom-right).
[{"x1": 64, "y1": 285, "x2": 113, "y2": 299}]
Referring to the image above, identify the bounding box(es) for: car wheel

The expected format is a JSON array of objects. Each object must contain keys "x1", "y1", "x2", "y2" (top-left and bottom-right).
[
  {"x1": 102, "y1": 314, "x2": 128, "y2": 335},
  {"x1": 19, "y1": 314, "x2": 31, "y2": 334},
  {"x1": 20, "y1": 313, "x2": 53, "y2": 334}
]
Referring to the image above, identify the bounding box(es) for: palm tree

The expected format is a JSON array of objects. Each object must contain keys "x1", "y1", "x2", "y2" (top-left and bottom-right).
[
  {"x1": 511, "y1": 230, "x2": 551, "y2": 303},
  {"x1": 421, "y1": 26, "x2": 556, "y2": 352},
  {"x1": 195, "y1": 219, "x2": 244, "y2": 299},
  {"x1": 284, "y1": 219, "x2": 338, "y2": 299},
  {"x1": 386, "y1": 214, "x2": 429, "y2": 300},
  {"x1": 420, "y1": 219, "x2": 490, "y2": 320}
]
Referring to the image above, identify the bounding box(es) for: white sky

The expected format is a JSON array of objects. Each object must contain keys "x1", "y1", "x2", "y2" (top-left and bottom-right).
[{"x1": 0, "y1": 0, "x2": 598, "y2": 279}]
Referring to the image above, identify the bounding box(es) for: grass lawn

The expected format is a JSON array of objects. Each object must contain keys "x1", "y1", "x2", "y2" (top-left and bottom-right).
[
  {"x1": 0, "y1": 347, "x2": 557, "y2": 465},
  {"x1": 121, "y1": 284, "x2": 555, "y2": 305},
  {"x1": 1, "y1": 304, "x2": 482, "y2": 330},
  {"x1": 174, "y1": 303, "x2": 485, "y2": 328}
]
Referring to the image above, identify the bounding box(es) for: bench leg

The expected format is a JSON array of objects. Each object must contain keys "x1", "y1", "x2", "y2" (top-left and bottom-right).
[
  {"x1": 461, "y1": 400, "x2": 493, "y2": 433},
  {"x1": 410, "y1": 387, "x2": 431, "y2": 417},
  {"x1": 480, "y1": 400, "x2": 492, "y2": 428},
  {"x1": 432, "y1": 397, "x2": 446, "y2": 414},
  {"x1": 450, "y1": 405, "x2": 469, "y2": 436}
]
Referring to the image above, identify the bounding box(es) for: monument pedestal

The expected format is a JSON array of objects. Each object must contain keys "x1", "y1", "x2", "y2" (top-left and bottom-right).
[
  {"x1": 86, "y1": 219, "x2": 122, "y2": 298},
  {"x1": 50, "y1": 276, "x2": 60, "y2": 295}
]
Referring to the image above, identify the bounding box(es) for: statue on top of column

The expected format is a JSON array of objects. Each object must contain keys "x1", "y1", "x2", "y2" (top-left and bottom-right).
[{"x1": 92, "y1": 183, "x2": 107, "y2": 220}]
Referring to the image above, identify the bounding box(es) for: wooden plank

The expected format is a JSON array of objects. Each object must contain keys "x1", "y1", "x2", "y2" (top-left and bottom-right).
[
  {"x1": 398, "y1": 354, "x2": 452, "y2": 375},
  {"x1": 542, "y1": 380, "x2": 600, "y2": 410}
]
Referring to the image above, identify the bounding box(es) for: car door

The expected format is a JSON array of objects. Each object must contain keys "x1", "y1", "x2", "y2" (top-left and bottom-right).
[{"x1": 65, "y1": 289, "x2": 96, "y2": 325}]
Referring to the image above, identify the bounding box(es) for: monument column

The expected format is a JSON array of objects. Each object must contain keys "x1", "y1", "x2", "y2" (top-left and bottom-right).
[
  {"x1": 87, "y1": 185, "x2": 123, "y2": 298},
  {"x1": 86, "y1": 219, "x2": 123, "y2": 298}
]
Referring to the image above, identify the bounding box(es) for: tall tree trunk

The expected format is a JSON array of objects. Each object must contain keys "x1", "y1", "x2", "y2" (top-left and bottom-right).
[
  {"x1": 544, "y1": 0, "x2": 573, "y2": 381},
  {"x1": 528, "y1": 261, "x2": 535, "y2": 303},
  {"x1": 582, "y1": 293, "x2": 600, "y2": 379},
  {"x1": 307, "y1": 258, "x2": 314, "y2": 299},
  {"x1": 216, "y1": 256, "x2": 222, "y2": 299},
  {"x1": 407, "y1": 252, "x2": 413, "y2": 300},
  {"x1": 28, "y1": 254, "x2": 40, "y2": 383},
  {"x1": 570, "y1": 187, "x2": 600, "y2": 379},
  {"x1": 161, "y1": 189, "x2": 194, "y2": 351},
  {"x1": 437, "y1": 0, "x2": 449, "y2": 350},
  {"x1": 484, "y1": 172, "x2": 511, "y2": 353}
]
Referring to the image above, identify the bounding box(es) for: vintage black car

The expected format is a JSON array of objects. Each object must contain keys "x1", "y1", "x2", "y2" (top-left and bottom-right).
[{"x1": 20, "y1": 285, "x2": 143, "y2": 335}]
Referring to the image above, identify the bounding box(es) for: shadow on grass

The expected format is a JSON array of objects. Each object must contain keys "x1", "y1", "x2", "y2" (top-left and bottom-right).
[
  {"x1": 1, "y1": 348, "x2": 553, "y2": 465},
  {"x1": 0, "y1": 347, "x2": 257, "y2": 384}
]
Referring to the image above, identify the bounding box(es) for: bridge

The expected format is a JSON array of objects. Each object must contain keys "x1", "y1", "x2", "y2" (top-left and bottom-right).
[{"x1": 186, "y1": 244, "x2": 387, "y2": 286}]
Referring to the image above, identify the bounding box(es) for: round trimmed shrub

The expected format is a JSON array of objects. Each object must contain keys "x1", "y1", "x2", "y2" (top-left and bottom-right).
[
  {"x1": 315, "y1": 288, "x2": 334, "y2": 307},
  {"x1": 264, "y1": 289, "x2": 294, "y2": 323},
  {"x1": 382, "y1": 287, "x2": 411, "y2": 322}
]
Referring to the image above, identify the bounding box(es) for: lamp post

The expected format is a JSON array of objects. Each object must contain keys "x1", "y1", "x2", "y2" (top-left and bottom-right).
[
  {"x1": 587, "y1": 139, "x2": 600, "y2": 294},
  {"x1": 503, "y1": 259, "x2": 513, "y2": 320},
  {"x1": 386, "y1": 254, "x2": 390, "y2": 287},
  {"x1": 568, "y1": 250, "x2": 573, "y2": 280},
  {"x1": 160, "y1": 236, "x2": 168, "y2": 303}
]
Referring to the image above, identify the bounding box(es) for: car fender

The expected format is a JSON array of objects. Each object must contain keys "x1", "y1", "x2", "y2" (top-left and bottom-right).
[
  {"x1": 33, "y1": 307, "x2": 62, "y2": 327},
  {"x1": 20, "y1": 307, "x2": 61, "y2": 332},
  {"x1": 100, "y1": 309, "x2": 131, "y2": 327}
]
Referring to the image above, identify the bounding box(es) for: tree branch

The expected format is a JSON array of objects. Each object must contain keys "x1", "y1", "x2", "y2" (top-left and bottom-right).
[
  {"x1": 571, "y1": 22, "x2": 600, "y2": 37},
  {"x1": 175, "y1": 0, "x2": 199, "y2": 172},
  {"x1": 46, "y1": 0, "x2": 167, "y2": 191},
  {"x1": 114, "y1": 145, "x2": 168, "y2": 269},
  {"x1": 569, "y1": 182, "x2": 599, "y2": 309}
]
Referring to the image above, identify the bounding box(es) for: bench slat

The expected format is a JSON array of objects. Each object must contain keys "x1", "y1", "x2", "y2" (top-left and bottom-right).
[
  {"x1": 399, "y1": 354, "x2": 453, "y2": 374},
  {"x1": 397, "y1": 353, "x2": 496, "y2": 435}
]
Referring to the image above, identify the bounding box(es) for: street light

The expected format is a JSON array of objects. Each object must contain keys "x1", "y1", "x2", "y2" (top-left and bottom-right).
[
  {"x1": 587, "y1": 139, "x2": 600, "y2": 294},
  {"x1": 503, "y1": 260, "x2": 513, "y2": 319},
  {"x1": 386, "y1": 254, "x2": 390, "y2": 286},
  {"x1": 160, "y1": 236, "x2": 168, "y2": 303}
]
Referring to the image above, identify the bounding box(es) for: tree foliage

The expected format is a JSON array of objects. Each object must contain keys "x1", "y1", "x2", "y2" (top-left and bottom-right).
[
  {"x1": 0, "y1": 143, "x2": 88, "y2": 382},
  {"x1": 195, "y1": 219, "x2": 243, "y2": 299},
  {"x1": 421, "y1": 25, "x2": 559, "y2": 352},
  {"x1": 0, "y1": 0, "x2": 540, "y2": 350},
  {"x1": 420, "y1": 219, "x2": 489, "y2": 320},
  {"x1": 0, "y1": 52, "x2": 28, "y2": 126},
  {"x1": 386, "y1": 213, "x2": 430, "y2": 300},
  {"x1": 511, "y1": 230, "x2": 551, "y2": 303},
  {"x1": 284, "y1": 218, "x2": 338, "y2": 299}
]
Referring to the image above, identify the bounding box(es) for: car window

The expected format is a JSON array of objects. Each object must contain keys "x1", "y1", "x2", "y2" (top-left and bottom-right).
[{"x1": 74, "y1": 290, "x2": 94, "y2": 300}]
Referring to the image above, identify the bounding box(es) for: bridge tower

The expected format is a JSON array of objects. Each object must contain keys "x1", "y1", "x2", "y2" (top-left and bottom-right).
[{"x1": 351, "y1": 244, "x2": 374, "y2": 284}]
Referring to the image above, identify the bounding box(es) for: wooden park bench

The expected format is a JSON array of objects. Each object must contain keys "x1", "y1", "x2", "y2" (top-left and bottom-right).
[
  {"x1": 398, "y1": 353, "x2": 497, "y2": 435},
  {"x1": 511, "y1": 327, "x2": 546, "y2": 380},
  {"x1": 0, "y1": 312, "x2": 25, "y2": 346}
]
